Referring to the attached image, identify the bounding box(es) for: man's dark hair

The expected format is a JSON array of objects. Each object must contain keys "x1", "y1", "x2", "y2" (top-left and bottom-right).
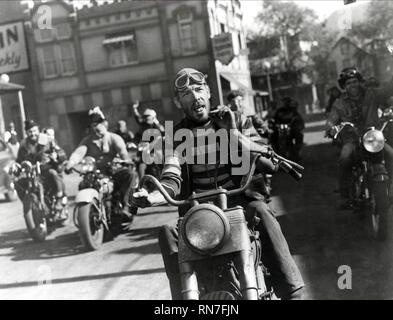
[{"x1": 227, "y1": 90, "x2": 244, "y2": 103}]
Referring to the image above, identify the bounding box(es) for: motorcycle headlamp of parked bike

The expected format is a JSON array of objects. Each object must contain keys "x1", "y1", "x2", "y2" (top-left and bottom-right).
[
  {"x1": 362, "y1": 129, "x2": 385, "y2": 153},
  {"x1": 182, "y1": 204, "x2": 230, "y2": 255}
]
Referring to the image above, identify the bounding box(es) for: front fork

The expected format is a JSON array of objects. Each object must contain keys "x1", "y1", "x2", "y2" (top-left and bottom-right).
[{"x1": 179, "y1": 250, "x2": 259, "y2": 300}]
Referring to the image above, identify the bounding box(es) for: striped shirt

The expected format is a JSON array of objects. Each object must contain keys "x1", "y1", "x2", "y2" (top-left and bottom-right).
[
  {"x1": 160, "y1": 112, "x2": 269, "y2": 198},
  {"x1": 190, "y1": 121, "x2": 235, "y2": 193}
]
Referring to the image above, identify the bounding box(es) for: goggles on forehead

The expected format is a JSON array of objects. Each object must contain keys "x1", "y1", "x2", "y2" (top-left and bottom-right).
[{"x1": 174, "y1": 71, "x2": 206, "y2": 91}]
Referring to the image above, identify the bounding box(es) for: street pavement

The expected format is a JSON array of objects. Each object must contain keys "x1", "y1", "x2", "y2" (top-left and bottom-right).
[{"x1": 1, "y1": 121, "x2": 393, "y2": 299}]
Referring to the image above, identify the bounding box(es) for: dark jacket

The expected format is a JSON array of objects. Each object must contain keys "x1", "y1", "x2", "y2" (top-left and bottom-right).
[
  {"x1": 17, "y1": 138, "x2": 67, "y2": 169},
  {"x1": 326, "y1": 81, "x2": 393, "y2": 134}
]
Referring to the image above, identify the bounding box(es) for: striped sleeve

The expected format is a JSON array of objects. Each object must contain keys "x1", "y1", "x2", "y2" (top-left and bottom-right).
[{"x1": 160, "y1": 151, "x2": 183, "y2": 198}]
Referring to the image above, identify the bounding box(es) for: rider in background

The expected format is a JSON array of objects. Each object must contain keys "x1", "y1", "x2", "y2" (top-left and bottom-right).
[
  {"x1": 273, "y1": 97, "x2": 305, "y2": 159},
  {"x1": 16, "y1": 120, "x2": 68, "y2": 215},
  {"x1": 114, "y1": 120, "x2": 135, "y2": 145},
  {"x1": 132, "y1": 101, "x2": 165, "y2": 144},
  {"x1": 325, "y1": 67, "x2": 393, "y2": 209},
  {"x1": 65, "y1": 107, "x2": 135, "y2": 216},
  {"x1": 132, "y1": 101, "x2": 165, "y2": 178},
  {"x1": 227, "y1": 89, "x2": 272, "y2": 198},
  {"x1": 227, "y1": 89, "x2": 245, "y2": 113}
]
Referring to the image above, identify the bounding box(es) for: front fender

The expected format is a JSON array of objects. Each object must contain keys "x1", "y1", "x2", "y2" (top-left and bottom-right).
[{"x1": 75, "y1": 188, "x2": 100, "y2": 205}]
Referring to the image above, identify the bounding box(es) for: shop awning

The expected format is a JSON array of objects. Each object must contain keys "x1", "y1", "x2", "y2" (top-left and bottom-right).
[
  {"x1": 103, "y1": 34, "x2": 134, "y2": 45},
  {"x1": 0, "y1": 82, "x2": 25, "y2": 94},
  {"x1": 220, "y1": 72, "x2": 268, "y2": 96}
]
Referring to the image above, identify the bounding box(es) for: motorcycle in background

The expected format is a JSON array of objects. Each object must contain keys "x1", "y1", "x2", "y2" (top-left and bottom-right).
[
  {"x1": 331, "y1": 117, "x2": 391, "y2": 241},
  {"x1": 10, "y1": 161, "x2": 69, "y2": 242},
  {"x1": 271, "y1": 119, "x2": 300, "y2": 161},
  {"x1": 70, "y1": 157, "x2": 136, "y2": 251}
]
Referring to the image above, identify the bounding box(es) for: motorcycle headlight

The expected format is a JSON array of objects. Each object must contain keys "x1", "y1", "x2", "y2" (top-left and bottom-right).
[
  {"x1": 21, "y1": 161, "x2": 33, "y2": 173},
  {"x1": 363, "y1": 129, "x2": 385, "y2": 153},
  {"x1": 81, "y1": 156, "x2": 96, "y2": 173},
  {"x1": 182, "y1": 204, "x2": 230, "y2": 255}
]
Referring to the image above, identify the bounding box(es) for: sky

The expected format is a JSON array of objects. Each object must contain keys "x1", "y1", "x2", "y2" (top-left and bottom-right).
[{"x1": 241, "y1": 0, "x2": 371, "y2": 30}]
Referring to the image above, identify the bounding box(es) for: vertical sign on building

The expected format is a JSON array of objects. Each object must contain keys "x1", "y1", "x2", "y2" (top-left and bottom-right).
[
  {"x1": 212, "y1": 32, "x2": 235, "y2": 65},
  {"x1": 0, "y1": 21, "x2": 29, "y2": 74}
]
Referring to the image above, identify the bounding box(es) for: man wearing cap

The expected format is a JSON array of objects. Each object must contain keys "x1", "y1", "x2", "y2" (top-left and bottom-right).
[
  {"x1": 131, "y1": 101, "x2": 165, "y2": 178},
  {"x1": 326, "y1": 67, "x2": 393, "y2": 208},
  {"x1": 132, "y1": 101, "x2": 165, "y2": 143},
  {"x1": 65, "y1": 107, "x2": 135, "y2": 216},
  {"x1": 15, "y1": 120, "x2": 68, "y2": 214},
  {"x1": 132, "y1": 67, "x2": 305, "y2": 300}
]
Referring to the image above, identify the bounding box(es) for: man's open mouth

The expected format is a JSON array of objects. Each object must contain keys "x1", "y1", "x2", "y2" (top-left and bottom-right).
[{"x1": 193, "y1": 104, "x2": 205, "y2": 114}]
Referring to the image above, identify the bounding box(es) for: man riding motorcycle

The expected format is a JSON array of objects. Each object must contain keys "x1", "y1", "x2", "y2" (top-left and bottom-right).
[
  {"x1": 132, "y1": 100, "x2": 165, "y2": 143},
  {"x1": 272, "y1": 97, "x2": 305, "y2": 160},
  {"x1": 325, "y1": 67, "x2": 393, "y2": 209},
  {"x1": 227, "y1": 89, "x2": 272, "y2": 199},
  {"x1": 132, "y1": 101, "x2": 165, "y2": 178},
  {"x1": 15, "y1": 120, "x2": 68, "y2": 216},
  {"x1": 132, "y1": 68, "x2": 304, "y2": 300},
  {"x1": 65, "y1": 107, "x2": 135, "y2": 216}
]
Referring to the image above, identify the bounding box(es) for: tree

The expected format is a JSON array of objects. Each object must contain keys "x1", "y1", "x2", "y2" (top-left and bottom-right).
[
  {"x1": 252, "y1": 0, "x2": 318, "y2": 37},
  {"x1": 248, "y1": 0, "x2": 334, "y2": 80},
  {"x1": 348, "y1": 0, "x2": 393, "y2": 40}
]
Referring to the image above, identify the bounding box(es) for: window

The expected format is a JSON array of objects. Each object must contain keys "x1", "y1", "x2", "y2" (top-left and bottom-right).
[
  {"x1": 177, "y1": 10, "x2": 197, "y2": 54},
  {"x1": 104, "y1": 33, "x2": 138, "y2": 67},
  {"x1": 39, "y1": 42, "x2": 76, "y2": 78},
  {"x1": 56, "y1": 23, "x2": 72, "y2": 39},
  {"x1": 40, "y1": 46, "x2": 58, "y2": 78},
  {"x1": 34, "y1": 23, "x2": 72, "y2": 42},
  {"x1": 59, "y1": 42, "x2": 76, "y2": 74},
  {"x1": 220, "y1": 23, "x2": 226, "y2": 33},
  {"x1": 34, "y1": 28, "x2": 54, "y2": 42}
]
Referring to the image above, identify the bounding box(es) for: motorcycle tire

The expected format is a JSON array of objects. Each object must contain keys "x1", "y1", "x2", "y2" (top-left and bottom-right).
[
  {"x1": 24, "y1": 194, "x2": 47, "y2": 242},
  {"x1": 77, "y1": 202, "x2": 104, "y2": 251},
  {"x1": 371, "y1": 182, "x2": 390, "y2": 241},
  {"x1": 5, "y1": 189, "x2": 17, "y2": 202}
]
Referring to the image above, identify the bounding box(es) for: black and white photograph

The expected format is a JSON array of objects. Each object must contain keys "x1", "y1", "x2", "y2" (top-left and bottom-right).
[{"x1": 0, "y1": 0, "x2": 393, "y2": 304}]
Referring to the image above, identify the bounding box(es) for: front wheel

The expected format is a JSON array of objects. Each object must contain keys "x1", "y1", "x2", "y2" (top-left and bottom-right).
[
  {"x1": 77, "y1": 202, "x2": 104, "y2": 251},
  {"x1": 24, "y1": 194, "x2": 47, "y2": 242},
  {"x1": 5, "y1": 190, "x2": 17, "y2": 202},
  {"x1": 371, "y1": 182, "x2": 390, "y2": 241}
]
